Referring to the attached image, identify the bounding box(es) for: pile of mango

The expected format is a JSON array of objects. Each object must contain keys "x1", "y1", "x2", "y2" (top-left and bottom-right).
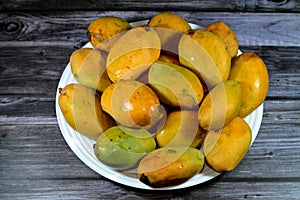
[{"x1": 58, "y1": 12, "x2": 269, "y2": 188}]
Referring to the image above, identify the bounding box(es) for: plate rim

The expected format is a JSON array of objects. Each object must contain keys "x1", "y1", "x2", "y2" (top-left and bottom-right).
[{"x1": 55, "y1": 20, "x2": 264, "y2": 190}]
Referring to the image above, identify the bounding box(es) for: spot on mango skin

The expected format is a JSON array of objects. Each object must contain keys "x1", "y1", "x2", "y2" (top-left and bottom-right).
[{"x1": 139, "y1": 173, "x2": 151, "y2": 185}]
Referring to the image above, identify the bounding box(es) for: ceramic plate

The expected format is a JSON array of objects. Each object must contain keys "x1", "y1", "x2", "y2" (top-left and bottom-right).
[{"x1": 55, "y1": 20, "x2": 263, "y2": 190}]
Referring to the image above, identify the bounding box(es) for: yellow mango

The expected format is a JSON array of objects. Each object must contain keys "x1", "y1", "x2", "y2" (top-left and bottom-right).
[
  {"x1": 229, "y1": 52, "x2": 269, "y2": 117},
  {"x1": 199, "y1": 80, "x2": 242, "y2": 130},
  {"x1": 203, "y1": 117, "x2": 252, "y2": 172},
  {"x1": 148, "y1": 12, "x2": 191, "y2": 55},
  {"x1": 58, "y1": 84, "x2": 115, "y2": 140},
  {"x1": 178, "y1": 29, "x2": 231, "y2": 87},
  {"x1": 87, "y1": 16, "x2": 131, "y2": 48},
  {"x1": 137, "y1": 146, "x2": 205, "y2": 187},
  {"x1": 148, "y1": 60, "x2": 203, "y2": 108},
  {"x1": 206, "y1": 21, "x2": 239, "y2": 58},
  {"x1": 106, "y1": 26, "x2": 161, "y2": 82},
  {"x1": 101, "y1": 80, "x2": 165, "y2": 129},
  {"x1": 156, "y1": 110, "x2": 206, "y2": 148},
  {"x1": 70, "y1": 48, "x2": 112, "y2": 92}
]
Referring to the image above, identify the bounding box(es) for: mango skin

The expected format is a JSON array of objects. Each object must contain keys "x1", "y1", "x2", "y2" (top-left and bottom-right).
[
  {"x1": 106, "y1": 27, "x2": 161, "y2": 82},
  {"x1": 148, "y1": 12, "x2": 191, "y2": 55},
  {"x1": 148, "y1": 60, "x2": 203, "y2": 108},
  {"x1": 206, "y1": 21, "x2": 239, "y2": 59},
  {"x1": 70, "y1": 48, "x2": 112, "y2": 92},
  {"x1": 101, "y1": 80, "x2": 165, "y2": 129},
  {"x1": 94, "y1": 126, "x2": 156, "y2": 170},
  {"x1": 58, "y1": 84, "x2": 115, "y2": 140},
  {"x1": 137, "y1": 146, "x2": 205, "y2": 187},
  {"x1": 229, "y1": 52, "x2": 269, "y2": 117},
  {"x1": 199, "y1": 80, "x2": 242, "y2": 130},
  {"x1": 156, "y1": 110, "x2": 206, "y2": 148},
  {"x1": 179, "y1": 29, "x2": 231, "y2": 87},
  {"x1": 203, "y1": 117, "x2": 252, "y2": 172},
  {"x1": 87, "y1": 16, "x2": 131, "y2": 48}
]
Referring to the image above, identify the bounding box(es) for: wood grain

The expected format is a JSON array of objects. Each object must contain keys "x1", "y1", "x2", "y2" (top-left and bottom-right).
[
  {"x1": 1, "y1": 12, "x2": 300, "y2": 47},
  {"x1": 0, "y1": 1, "x2": 300, "y2": 198},
  {"x1": 0, "y1": 112, "x2": 300, "y2": 198},
  {"x1": 0, "y1": 0, "x2": 299, "y2": 12}
]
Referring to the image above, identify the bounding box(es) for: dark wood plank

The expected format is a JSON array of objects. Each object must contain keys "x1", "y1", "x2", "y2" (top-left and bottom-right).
[
  {"x1": 1, "y1": 12, "x2": 300, "y2": 47},
  {"x1": 0, "y1": 45, "x2": 73, "y2": 96},
  {"x1": 0, "y1": 0, "x2": 299, "y2": 12},
  {"x1": 1, "y1": 179, "x2": 300, "y2": 199}
]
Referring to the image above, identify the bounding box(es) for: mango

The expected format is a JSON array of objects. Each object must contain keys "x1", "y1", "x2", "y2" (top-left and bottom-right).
[
  {"x1": 148, "y1": 60, "x2": 203, "y2": 108},
  {"x1": 206, "y1": 21, "x2": 239, "y2": 58},
  {"x1": 69, "y1": 48, "x2": 112, "y2": 92},
  {"x1": 229, "y1": 52, "x2": 269, "y2": 117},
  {"x1": 156, "y1": 110, "x2": 206, "y2": 148},
  {"x1": 94, "y1": 126, "x2": 156, "y2": 170},
  {"x1": 148, "y1": 12, "x2": 191, "y2": 55},
  {"x1": 58, "y1": 84, "x2": 115, "y2": 140},
  {"x1": 178, "y1": 29, "x2": 231, "y2": 87},
  {"x1": 106, "y1": 26, "x2": 161, "y2": 82},
  {"x1": 101, "y1": 80, "x2": 165, "y2": 129},
  {"x1": 137, "y1": 146, "x2": 205, "y2": 187},
  {"x1": 198, "y1": 80, "x2": 242, "y2": 130},
  {"x1": 87, "y1": 16, "x2": 131, "y2": 48},
  {"x1": 203, "y1": 117, "x2": 252, "y2": 172}
]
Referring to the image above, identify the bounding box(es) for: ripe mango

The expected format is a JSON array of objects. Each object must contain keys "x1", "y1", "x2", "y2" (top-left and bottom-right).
[
  {"x1": 199, "y1": 80, "x2": 242, "y2": 130},
  {"x1": 87, "y1": 16, "x2": 131, "y2": 48},
  {"x1": 229, "y1": 52, "x2": 269, "y2": 117},
  {"x1": 137, "y1": 146, "x2": 205, "y2": 187},
  {"x1": 148, "y1": 60, "x2": 203, "y2": 108},
  {"x1": 94, "y1": 126, "x2": 156, "y2": 170},
  {"x1": 101, "y1": 80, "x2": 165, "y2": 129},
  {"x1": 148, "y1": 12, "x2": 191, "y2": 55},
  {"x1": 58, "y1": 84, "x2": 115, "y2": 140},
  {"x1": 178, "y1": 29, "x2": 231, "y2": 87},
  {"x1": 70, "y1": 48, "x2": 112, "y2": 92},
  {"x1": 206, "y1": 21, "x2": 239, "y2": 59},
  {"x1": 106, "y1": 26, "x2": 161, "y2": 82},
  {"x1": 203, "y1": 117, "x2": 252, "y2": 172},
  {"x1": 156, "y1": 110, "x2": 206, "y2": 148}
]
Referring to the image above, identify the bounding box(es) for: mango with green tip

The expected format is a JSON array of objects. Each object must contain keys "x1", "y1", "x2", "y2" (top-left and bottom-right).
[
  {"x1": 94, "y1": 126, "x2": 156, "y2": 170},
  {"x1": 178, "y1": 29, "x2": 231, "y2": 87},
  {"x1": 148, "y1": 60, "x2": 203, "y2": 108},
  {"x1": 70, "y1": 48, "x2": 112, "y2": 93}
]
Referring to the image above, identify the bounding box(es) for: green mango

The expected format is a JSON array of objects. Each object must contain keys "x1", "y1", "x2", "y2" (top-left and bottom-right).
[{"x1": 94, "y1": 126, "x2": 156, "y2": 170}]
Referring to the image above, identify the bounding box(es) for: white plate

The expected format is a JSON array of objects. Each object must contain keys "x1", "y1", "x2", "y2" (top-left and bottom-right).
[{"x1": 55, "y1": 20, "x2": 263, "y2": 190}]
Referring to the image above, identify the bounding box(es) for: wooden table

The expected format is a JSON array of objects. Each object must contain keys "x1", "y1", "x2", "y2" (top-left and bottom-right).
[{"x1": 1, "y1": 1, "x2": 300, "y2": 199}]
